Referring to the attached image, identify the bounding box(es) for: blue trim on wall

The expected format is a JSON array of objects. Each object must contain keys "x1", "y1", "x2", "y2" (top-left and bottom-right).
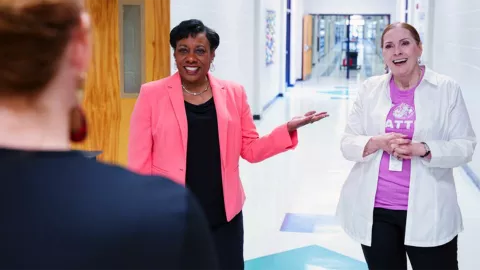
[
  {"x1": 285, "y1": 0, "x2": 291, "y2": 87},
  {"x1": 262, "y1": 93, "x2": 283, "y2": 112},
  {"x1": 461, "y1": 164, "x2": 480, "y2": 191},
  {"x1": 253, "y1": 93, "x2": 283, "y2": 120}
]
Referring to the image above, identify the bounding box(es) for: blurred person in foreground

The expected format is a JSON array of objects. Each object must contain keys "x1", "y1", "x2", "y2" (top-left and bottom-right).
[
  {"x1": 0, "y1": 1, "x2": 218, "y2": 269},
  {"x1": 337, "y1": 22, "x2": 476, "y2": 270}
]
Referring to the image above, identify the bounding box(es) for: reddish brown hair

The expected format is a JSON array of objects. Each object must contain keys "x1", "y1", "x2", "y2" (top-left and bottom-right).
[
  {"x1": 381, "y1": 22, "x2": 422, "y2": 48},
  {"x1": 0, "y1": 0, "x2": 83, "y2": 97}
]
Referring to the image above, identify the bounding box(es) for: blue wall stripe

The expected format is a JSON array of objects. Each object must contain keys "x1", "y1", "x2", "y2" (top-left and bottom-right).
[{"x1": 461, "y1": 164, "x2": 480, "y2": 191}]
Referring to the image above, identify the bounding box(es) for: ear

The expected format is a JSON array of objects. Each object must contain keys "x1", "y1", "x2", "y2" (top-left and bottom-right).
[
  {"x1": 70, "y1": 12, "x2": 92, "y2": 74},
  {"x1": 211, "y1": 49, "x2": 216, "y2": 61}
]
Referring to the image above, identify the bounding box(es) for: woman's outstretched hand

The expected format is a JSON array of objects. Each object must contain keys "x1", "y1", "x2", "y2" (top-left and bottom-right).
[{"x1": 287, "y1": 111, "x2": 329, "y2": 132}]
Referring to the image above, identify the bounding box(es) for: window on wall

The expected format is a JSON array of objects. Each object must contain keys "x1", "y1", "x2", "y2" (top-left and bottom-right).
[{"x1": 119, "y1": 0, "x2": 145, "y2": 97}]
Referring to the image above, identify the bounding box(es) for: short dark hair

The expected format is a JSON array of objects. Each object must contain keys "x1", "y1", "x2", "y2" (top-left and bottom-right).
[{"x1": 169, "y1": 19, "x2": 220, "y2": 51}]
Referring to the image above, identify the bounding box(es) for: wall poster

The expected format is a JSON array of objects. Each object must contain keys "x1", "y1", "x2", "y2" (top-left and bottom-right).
[{"x1": 265, "y1": 9, "x2": 276, "y2": 66}]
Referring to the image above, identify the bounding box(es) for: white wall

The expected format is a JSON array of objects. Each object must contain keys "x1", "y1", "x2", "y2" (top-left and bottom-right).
[
  {"x1": 170, "y1": 0, "x2": 257, "y2": 112},
  {"x1": 256, "y1": 0, "x2": 286, "y2": 113},
  {"x1": 431, "y1": 0, "x2": 480, "y2": 175},
  {"x1": 397, "y1": 0, "x2": 407, "y2": 23},
  {"x1": 407, "y1": 0, "x2": 434, "y2": 67}
]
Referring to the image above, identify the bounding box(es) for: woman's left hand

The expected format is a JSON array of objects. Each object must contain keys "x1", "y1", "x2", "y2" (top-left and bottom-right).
[
  {"x1": 287, "y1": 111, "x2": 329, "y2": 132},
  {"x1": 392, "y1": 142, "x2": 426, "y2": 159}
]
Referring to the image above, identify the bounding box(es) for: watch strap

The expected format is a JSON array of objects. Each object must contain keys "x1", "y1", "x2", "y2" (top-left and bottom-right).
[{"x1": 420, "y1": 142, "x2": 430, "y2": 158}]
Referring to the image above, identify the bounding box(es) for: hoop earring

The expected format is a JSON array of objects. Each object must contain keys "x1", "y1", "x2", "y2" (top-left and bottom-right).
[
  {"x1": 70, "y1": 73, "x2": 88, "y2": 142},
  {"x1": 210, "y1": 62, "x2": 215, "y2": 72}
]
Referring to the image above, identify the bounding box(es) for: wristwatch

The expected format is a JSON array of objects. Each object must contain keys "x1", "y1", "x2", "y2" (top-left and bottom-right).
[{"x1": 420, "y1": 142, "x2": 430, "y2": 158}]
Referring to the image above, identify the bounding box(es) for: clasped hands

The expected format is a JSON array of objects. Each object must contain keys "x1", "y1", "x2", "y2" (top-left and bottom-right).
[{"x1": 372, "y1": 133, "x2": 426, "y2": 160}]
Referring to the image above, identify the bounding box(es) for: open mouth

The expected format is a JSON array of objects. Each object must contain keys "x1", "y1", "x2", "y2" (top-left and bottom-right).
[
  {"x1": 392, "y1": 58, "x2": 408, "y2": 66},
  {"x1": 184, "y1": 66, "x2": 200, "y2": 75}
]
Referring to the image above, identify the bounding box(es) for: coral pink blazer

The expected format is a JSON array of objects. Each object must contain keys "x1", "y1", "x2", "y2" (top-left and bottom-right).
[{"x1": 127, "y1": 72, "x2": 298, "y2": 221}]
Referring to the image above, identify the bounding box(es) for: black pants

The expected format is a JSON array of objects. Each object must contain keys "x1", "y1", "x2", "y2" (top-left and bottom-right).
[
  {"x1": 361, "y1": 208, "x2": 458, "y2": 270},
  {"x1": 211, "y1": 211, "x2": 244, "y2": 270}
]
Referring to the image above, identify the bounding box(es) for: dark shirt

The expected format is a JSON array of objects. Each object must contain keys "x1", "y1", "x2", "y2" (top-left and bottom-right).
[
  {"x1": 0, "y1": 148, "x2": 218, "y2": 269},
  {"x1": 184, "y1": 98, "x2": 227, "y2": 228}
]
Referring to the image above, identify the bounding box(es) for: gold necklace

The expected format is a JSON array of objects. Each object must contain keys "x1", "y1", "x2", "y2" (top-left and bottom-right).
[
  {"x1": 182, "y1": 84, "x2": 209, "y2": 96},
  {"x1": 182, "y1": 77, "x2": 209, "y2": 96}
]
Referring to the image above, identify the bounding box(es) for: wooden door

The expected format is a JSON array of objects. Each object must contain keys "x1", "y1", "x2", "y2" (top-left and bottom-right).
[
  {"x1": 302, "y1": 14, "x2": 313, "y2": 80},
  {"x1": 74, "y1": 0, "x2": 170, "y2": 166},
  {"x1": 75, "y1": 0, "x2": 121, "y2": 164},
  {"x1": 118, "y1": 0, "x2": 170, "y2": 166}
]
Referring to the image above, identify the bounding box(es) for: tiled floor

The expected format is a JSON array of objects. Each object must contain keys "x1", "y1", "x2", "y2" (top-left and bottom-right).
[{"x1": 240, "y1": 40, "x2": 480, "y2": 269}]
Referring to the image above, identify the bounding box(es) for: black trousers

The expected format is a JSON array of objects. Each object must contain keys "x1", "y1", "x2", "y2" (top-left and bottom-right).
[
  {"x1": 211, "y1": 211, "x2": 244, "y2": 270},
  {"x1": 361, "y1": 208, "x2": 458, "y2": 270}
]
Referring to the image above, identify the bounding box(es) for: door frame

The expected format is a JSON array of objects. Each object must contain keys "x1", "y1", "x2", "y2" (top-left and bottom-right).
[{"x1": 301, "y1": 14, "x2": 313, "y2": 81}]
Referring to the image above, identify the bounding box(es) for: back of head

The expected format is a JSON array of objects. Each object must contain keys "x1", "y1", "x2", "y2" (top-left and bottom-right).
[{"x1": 0, "y1": 0, "x2": 83, "y2": 98}]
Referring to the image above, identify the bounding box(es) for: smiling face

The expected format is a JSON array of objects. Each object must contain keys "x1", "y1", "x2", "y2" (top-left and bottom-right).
[
  {"x1": 173, "y1": 32, "x2": 215, "y2": 86},
  {"x1": 382, "y1": 25, "x2": 423, "y2": 77}
]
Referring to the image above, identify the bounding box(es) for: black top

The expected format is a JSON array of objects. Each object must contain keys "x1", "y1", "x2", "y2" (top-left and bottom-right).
[
  {"x1": 184, "y1": 98, "x2": 227, "y2": 228},
  {"x1": 0, "y1": 147, "x2": 218, "y2": 269}
]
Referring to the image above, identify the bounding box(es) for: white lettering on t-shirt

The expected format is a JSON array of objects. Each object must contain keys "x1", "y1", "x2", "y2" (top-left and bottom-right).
[
  {"x1": 385, "y1": 119, "x2": 415, "y2": 130},
  {"x1": 404, "y1": 120, "x2": 413, "y2": 129}
]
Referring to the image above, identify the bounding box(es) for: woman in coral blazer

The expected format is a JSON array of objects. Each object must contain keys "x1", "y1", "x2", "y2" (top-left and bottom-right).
[{"x1": 128, "y1": 19, "x2": 328, "y2": 270}]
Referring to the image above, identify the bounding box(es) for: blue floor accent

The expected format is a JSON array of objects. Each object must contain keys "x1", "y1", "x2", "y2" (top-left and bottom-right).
[
  {"x1": 462, "y1": 164, "x2": 480, "y2": 191},
  {"x1": 316, "y1": 89, "x2": 351, "y2": 100},
  {"x1": 280, "y1": 213, "x2": 337, "y2": 233},
  {"x1": 245, "y1": 245, "x2": 368, "y2": 270},
  {"x1": 316, "y1": 90, "x2": 349, "y2": 95}
]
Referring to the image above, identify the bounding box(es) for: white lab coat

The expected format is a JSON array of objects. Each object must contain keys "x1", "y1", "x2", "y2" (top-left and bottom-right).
[{"x1": 336, "y1": 66, "x2": 477, "y2": 247}]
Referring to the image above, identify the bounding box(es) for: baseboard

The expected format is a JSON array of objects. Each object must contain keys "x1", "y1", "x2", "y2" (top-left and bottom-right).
[
  {"x1": 252, "y1": 93, "x2": 284, "y2": 121},
  {"x1": 286, "y1": 78, "x2": 302, "y2": 88},
  {"x1": 461, "y1": 164, "x2": 480, "y2": 191}
]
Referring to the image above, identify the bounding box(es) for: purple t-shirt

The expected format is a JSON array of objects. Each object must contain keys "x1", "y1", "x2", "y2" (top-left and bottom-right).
[{"x1": 374, "y1": 70, "x2": 424, "y2": 210}]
